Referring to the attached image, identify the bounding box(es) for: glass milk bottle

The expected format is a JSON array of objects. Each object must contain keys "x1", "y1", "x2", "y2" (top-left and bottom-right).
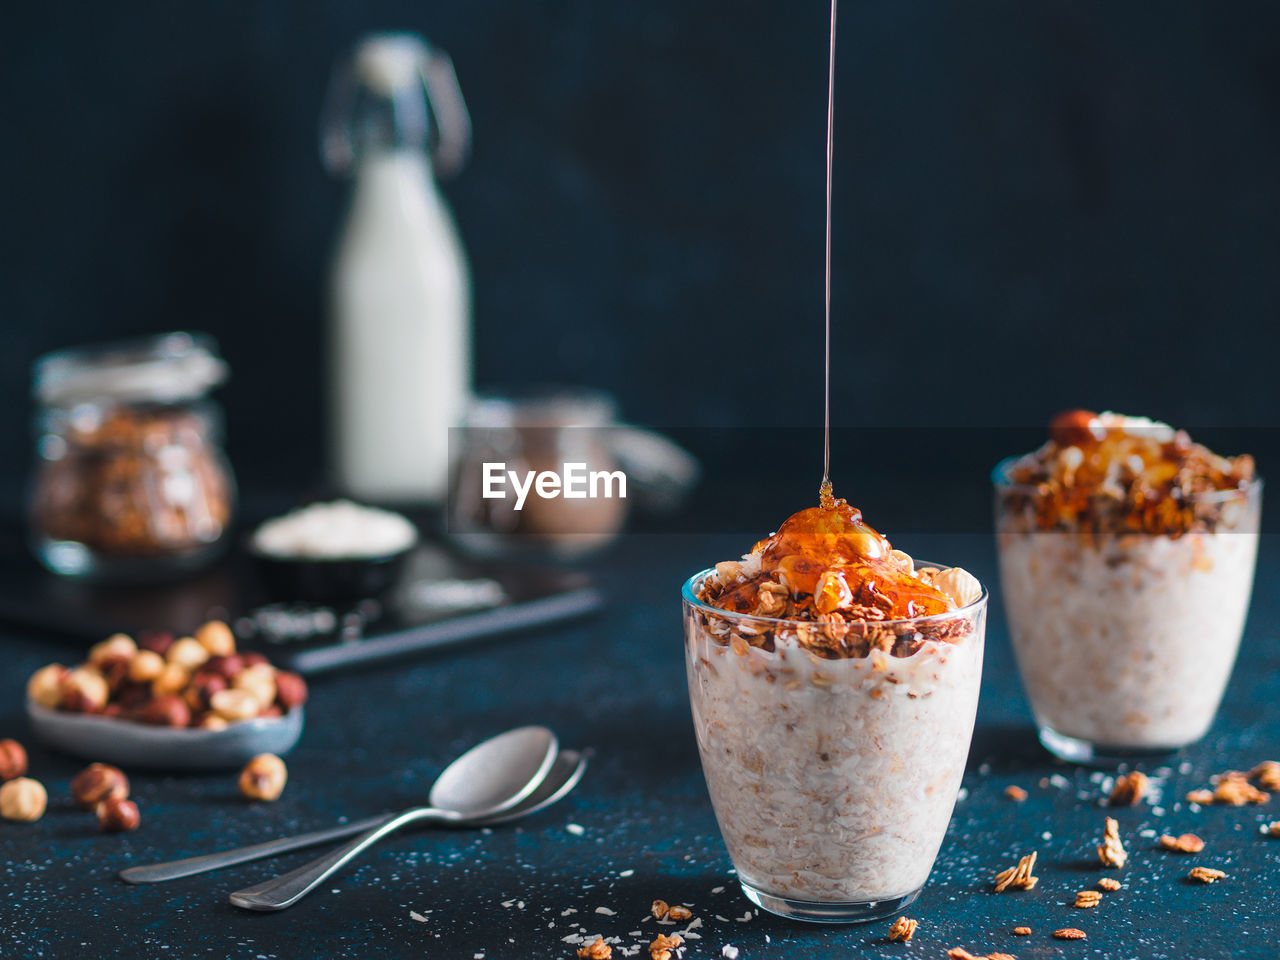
[{"x1": 322, "y1": 33, "x2": 472, "y2": 504}]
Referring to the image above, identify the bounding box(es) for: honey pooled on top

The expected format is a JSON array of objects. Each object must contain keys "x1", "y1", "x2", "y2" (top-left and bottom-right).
[{"x1": 696, "y1": 492, "x2": 982, "y2": 659}]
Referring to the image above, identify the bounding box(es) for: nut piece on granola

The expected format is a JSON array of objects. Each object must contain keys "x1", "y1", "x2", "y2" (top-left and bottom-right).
[
  {"x1": 1004, "y1": 785, "x2": 1028, "y2": 802},
  {"x1": 1012, "y1": 926, "x2": 1032, "y2": 936},
  {"x1": 1074, "y1": 890, "x2": 1102, "y2": 908},
  {"x1": 648, "y1": 934, "x2": 682, "y2": 960},
  {"x1": 1158, "y1": 833, "x2": 1205, "y2": 854},
  {"x1": 887, "y1": 916, "x2": 918, "y2": 942},
  {"x1": 1097, "y1": 877, "x2": 1122, "y2": 891},
  {"x1": 1251, "y1": 760, "x2": 1280, "y2": 792},
  {"x1": 993, "y1": 851, "x2": 1038, "y2": 892},
  {"x1": 1188, "y1": 866, "x2": 1226, "y2": 884},
  {"x1": 1186, "y1": 789, "x2": 1215, "y2": 806},
  {"x1": 1097, "y1": 817, "x2": 1127, "y2": 868},
  {"x1": 650, "y1": 900, "x2": 669, "y2": 921},
  {"x1": 1054, "y1": 928, "x2": 1087, "y2": 940},
  {"x1": 1109, "y1": 771, "x2": 1149, "y2": 806},
  {"x1": 577, "y1": 937, "x2": 612, "y2": 959}
]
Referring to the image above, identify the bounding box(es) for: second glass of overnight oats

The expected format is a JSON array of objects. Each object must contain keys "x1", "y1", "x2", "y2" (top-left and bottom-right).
[
  {"x1": 994, "y1": 411, "x2": 1261, "y2": 764},
  {"x1": 682, "y1": 495, "x2": 987, "y2": 922}
]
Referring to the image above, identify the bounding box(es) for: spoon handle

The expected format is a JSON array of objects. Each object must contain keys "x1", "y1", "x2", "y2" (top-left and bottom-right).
[
  {"x1": 119, "y1": 814, "x2": 390, "y2": 884},
  {"x1": 229, "y1": 807, "x2": 442, "y2": 911}
]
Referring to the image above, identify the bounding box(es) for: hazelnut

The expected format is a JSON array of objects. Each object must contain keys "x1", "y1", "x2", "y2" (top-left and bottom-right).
[
  {"x1": 140, "y1": 695, "x2": 192, "y2": 728},
  {"x1": 136, "y1": 630, "x2": 174, "y2": 656},
  {"x1": 167, "y1": 636, "x2": 210, "y2": 672},
  {"x1": 150, "y1": 663, "x2": 190, "y2": 698},
  {"x1": 60, "y1": 667, "x2": 109, "y2": 713},
  {"x1": 115, "y1": 682, "x2": 152, "y2": 711},
  {"x1": 0, "y1": 739, "x2": 28, "y2": 781},
  {"x1": 128, "y1": 649, "x2": 166, "y2": 684},
  {"x1": 197, "y1": 713, "x2": 229, "y2": 731},
  {"x1": 27, "y1": 663, "x2": 68, "y2": 709},
  {"x1": 205, "y1": 654, "x2": 244, "y2": 679},
  {"x1": 184, "y1": 672, "x2": 228, "y2": 711},
  {"x1": 88, "y1": 633, "x2": 137, "y2": 668},
  {"x1": 1049, "y1": 408, "x2": 1101, "y2": 447},
  {"x1": 210, "y1": 688, "x2": 260, "y2": 722},
  {"x1": 70, "y1": 763, "x2": 130, "y2": 809},
  {"x1": 238, "y1": 753, "x2": 287, "y2": 801},
  {"x1": 233, "y1": 663, "x2": 276, "y2": 707},
  {"x1": 0, "y1": 777, "x2": 47, "y2": 821},
  {"x1": 240, "y1": 652, "x2": 270, "y2": 669},
  {"x1": 195, "y1": 620, "x2": 237, "y2": 657},
  {"x1": 96, "y1": 796, "x2": 141, "y2": 832},
  {"x1": 274, "y1": 671, "x2": 308, "y2": 711}
]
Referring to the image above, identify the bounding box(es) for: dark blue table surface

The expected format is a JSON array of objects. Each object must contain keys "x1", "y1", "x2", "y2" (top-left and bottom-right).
[{"x1": 2, "y1": 531, "x2": 1278, "y2": 960}]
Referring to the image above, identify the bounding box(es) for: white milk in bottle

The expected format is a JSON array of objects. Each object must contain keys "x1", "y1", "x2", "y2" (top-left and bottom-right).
[{"x1": 323, "y1": 33, "x2": 472, "y2": 503}]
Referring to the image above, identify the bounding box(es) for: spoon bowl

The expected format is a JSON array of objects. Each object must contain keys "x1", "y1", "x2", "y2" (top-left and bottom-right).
[{"x1": 429, "y1": 724, "x2": 558, "y2": 817}]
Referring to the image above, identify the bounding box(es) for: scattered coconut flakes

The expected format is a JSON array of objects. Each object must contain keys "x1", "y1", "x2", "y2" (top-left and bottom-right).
[
  {"x1": 567, "y1": 823, "x2": 586, "y2": 836},
  {"x1": 711, "y1": 886, "x2": 725, "y2": 894},
  {"x1": 596, "y1": 907, "x2": 617, "y2": 916},
  {"x1": 563, "y1": 908, "x2": 579, "y2": 916},
  {"x1": 619, "y1": 870, "x2": 635, "y2": 877},
  {"x1": 722, "y1": 948, "x2": 740, "y2": 959},
  {"x1": 736, "y1": 911, "x2": 753, "y2": 922},
  {"x1": 501, "y1": 899, "x2": 517, "y2": 908},
  {"x1": 715, "y1": 915, "x2": 730, "y2": 922},
  {"x1": 410, "y1": 911, "x2": 429, "y2": 923}
]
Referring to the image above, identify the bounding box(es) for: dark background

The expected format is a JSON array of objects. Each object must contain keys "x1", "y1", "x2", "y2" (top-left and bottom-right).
[{"x1": 2, "y1": 0, "x2": 1278, "y2": 518}]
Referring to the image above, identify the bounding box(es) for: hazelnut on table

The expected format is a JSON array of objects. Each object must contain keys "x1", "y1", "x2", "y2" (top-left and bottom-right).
[
  {"x1": 239, "y1": 753, "x2": 287, "y2": 801},
  {"x1": 96, "y1": 796, "x2": 141, "y2": 832},
  {"x1": 0, "y1": 739, "x2": 28, "y2": 781},
  {"x1": 70, "y1": 763, "x2": 129, "y2": 809},
  {"x1": 1, "y1": 777, "x2": 47, "y2": 822}
]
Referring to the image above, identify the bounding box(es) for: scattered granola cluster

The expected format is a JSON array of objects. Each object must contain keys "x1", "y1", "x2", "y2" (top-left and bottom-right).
[
  {"x1": 1186, "y1": 766, "x2": 1274, "y2": 807},
  {"x1": 1097, "y1": 818, "x2": 1128, "y2": 868},
  {"x1": 648, "y1": 934, "x2": 682, "y2": 960},
  {"x1": 993, "y1": 852, "x2": 1039, "y2": 892},
  {"x1": 1108, "y1": 771, "x2": 1149, "y2": 807},
  {"x1": 996, "y1": 410, "x2": 1256, "y2": 538},
  {"x1": 1188, "y1": 866, "x2": 1226, "y2": 884},
  {"x1": 1158, "y1": 833, "x2": 1205, "y2": 854},
  {"x1": 886, "y1": 916, "x2": 918, "y2": 942},
  {"x1": 695, "y1": 497, "x2": 982, "y2": 659},
  {"x1": 1003, "y1": 785, "x2": 1027, "y2": 802}
]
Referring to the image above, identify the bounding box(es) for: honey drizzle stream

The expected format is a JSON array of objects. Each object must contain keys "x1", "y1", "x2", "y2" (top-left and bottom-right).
[{"x1": 819, "y1": 0, "x2": 838, "y2": 512}]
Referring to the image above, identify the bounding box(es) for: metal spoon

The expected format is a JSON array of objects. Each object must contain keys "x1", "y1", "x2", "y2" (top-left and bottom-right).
[
  {"x1": 118, "y1": 749, "x2": 586, "y2": 884},
  {"x1": 227, "y1": 725, "x2": 558, "y2": 911}
]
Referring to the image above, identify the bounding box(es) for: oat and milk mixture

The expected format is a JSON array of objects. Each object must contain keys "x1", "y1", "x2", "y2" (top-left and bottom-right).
[
  {"x1": 683, "y1": 496, "x2": 986, "y2": 905},
  {"x1": 996, "y1": 410, "x2": 1260, "y2": 750}
]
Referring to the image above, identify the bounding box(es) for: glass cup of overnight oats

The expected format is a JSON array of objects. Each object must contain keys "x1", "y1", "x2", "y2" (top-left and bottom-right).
[
  {"x1": 682, "y1": 496, "x2": 987, "y2": 923},
  {"x1": 994, "y1": 411, "x2": 1261, "y2": 764}
]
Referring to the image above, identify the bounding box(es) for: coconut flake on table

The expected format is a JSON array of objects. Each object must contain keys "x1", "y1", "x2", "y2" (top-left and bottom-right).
[{"x1": 252, "y1": 500, "x2": 417, "y2": 559}]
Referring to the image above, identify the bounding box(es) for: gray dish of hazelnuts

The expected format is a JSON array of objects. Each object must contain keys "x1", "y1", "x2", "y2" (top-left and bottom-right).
[{"x1": 24, "y1": 621, "x2": 305, "y2": 771}]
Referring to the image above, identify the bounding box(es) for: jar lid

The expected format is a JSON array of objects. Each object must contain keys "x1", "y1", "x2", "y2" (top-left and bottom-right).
[{"x1": 34, "y1": 332, "x2": 228, "y2": 407}]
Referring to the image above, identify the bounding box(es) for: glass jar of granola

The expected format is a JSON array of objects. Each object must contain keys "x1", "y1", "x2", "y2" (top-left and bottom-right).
[{"x1": 30, "y1": 332, "x2": 236, "y2": 581}]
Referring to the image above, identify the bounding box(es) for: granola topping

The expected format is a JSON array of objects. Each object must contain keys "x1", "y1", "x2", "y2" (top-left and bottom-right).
[
  {"x1": 695, "y1": 494, "x2": 981, "y2": 658},
  {"x1": 887, "y1": 916, "x2": 918, "y2": 942},
  {"x1": 1097, "y1": 818, "x2": 1127, "y2": 868},
  {"x1": 1097, "y1": 877, "x2": 1122, "y2": 891},
  {"x1": 996, "y1": 411, "x2": 1255, "y2": 538},
  {"x1": 1012, "y1": 927, "x2": 1032, "y2": 936},
  {"x1": 1074, "y1": 890, "x2": 1102, "y2": 908},
  {"x1": 1053, "y1": 928, "x2": 1087, "y2": 940},
  {"x1": 1004, "y1": 785, "x2": 1028, "y2": 802},
  {"x1": 1251, "y1": 760, "x2": 1280, "y2": 792}
]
